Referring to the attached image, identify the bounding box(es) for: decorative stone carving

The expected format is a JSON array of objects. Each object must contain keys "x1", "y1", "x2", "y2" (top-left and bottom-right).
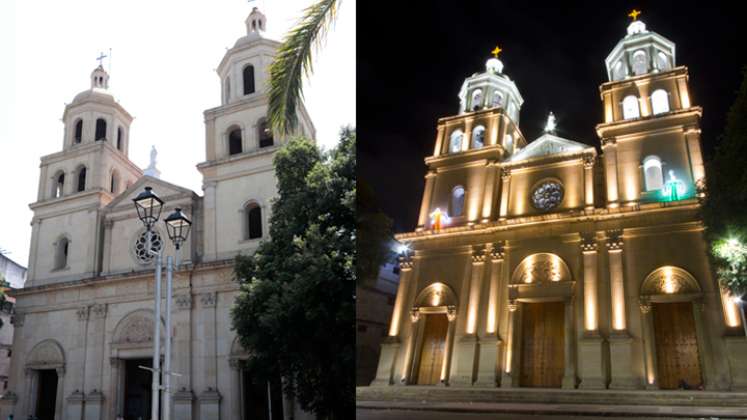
[
  {"x1": 410, "y1": 308, "x2": 420, "y2": 323},
  {"x1": 471, "y1": 247, "x2": 486, "y2": 264},
  {"x1": 76, "y1": 306, "x2": 89, "y2": 322},
  {"x1": 500, "y1": 167, "x2": 511, "y2": 180},
  {"x1": 512, "y1": 253, "x2": 571, "y2": 284},
  {"x1": 397, "y1": 254, "x2": 413, "y2": 270},
  {"x1": 601, "y1": 137, "x2": 616, "y2": 147},
  {"x1": 640, "y1": 266, "x2": 701, "y2": 296},
  {"x1": 606, "y1": 230, "x2": 623, "y2": 251},
  {"x1": 27, "y1": 340, "x2": 65, "y2": 367},
  {"x1": 532, "y1": 180, "x2": 564, "y2": 211},
  {"x1": 175, "y1": 294, "x2": 192, "y2": 310},
  {"x1": 583, "y1": 155, "x2": 596, "y2": 169},
  {"x1": 639, "y1": 298, "x2": 651, "y2": 314},
  {"x1": 491, "y1": 242, "x2": 505, "y2": 261},
  {"x1": 508, "y1": 301, "x2": 518, "y2": 312},
  {"x1": 86, "y1": 389, "x2": 104, "y2": 401},
  {"x1": 91, "y1": 303, "x2": 107, "y2": 319},
  {"x1": 0, "y1": 390, "x2": 18, "y2": 402},
  {"x1": 113, "y1": 312, "x2": 155, "y2": 345},
  {"x1": 200, "y1": 292, "x2": 217, "y2": 308},
  {"x1": 134, "y1": 230, "x2": 163, "y2": 264},
  {"x1": 580, "y1": 236, "x2": 597, "y2": 253},
  {"x1": 446, "y1": 306, "x2": 457, "y2": 322}
]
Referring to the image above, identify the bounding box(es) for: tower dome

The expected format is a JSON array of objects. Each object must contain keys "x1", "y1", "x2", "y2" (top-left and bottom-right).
[
  {"x1": 605, "y1": 12, "x2": 676, "y2": 82},
  {"x1": 457, "y1": 48, "x2": 523, "y2": 124}
]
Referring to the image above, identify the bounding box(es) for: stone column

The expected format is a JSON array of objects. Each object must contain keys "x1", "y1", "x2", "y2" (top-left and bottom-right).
[
  {"x1": 83, "y1": 390, "x2": 104, "y2": 420},
  {"x1": 638, "y1": 299, "x2": 658, "y2": 389},
  {"x1": 24, "y1": 368, "x2": 36, "y2": 417},
  {"x1": 452, "y1": 248, "x2": 486, "y2": 386},
  {"x1": 202, "y1": 181, "x2": 218, "y2": 260},
  {"x1": 691, "y1": 301, "x2": 715, "y2": 390},
  {"x1": 102, "y1": 220, "x2": 114, "y2": 273},
  {"x1": 416, "y1": 171, "x2": 437, "y2": 230},
  {"x1": 54, "y1": 367, "x2": 65, "y2": 420},
  {"x1": 398, "y1": 310, "x2": 422, "y2": 385},
  {"x1": 441, "y1": 308, "x2": 457, "y2": 385},
  {"x1": 66, "y1": 390, "x2": 84, "y2": 420},
  {"x1": 498, "y1": 168, "x2": 511, "y2": 220},
  {"x1": 462, "y1": 118, "x2": 474, "y2": 151},
  {"x1": 433, "y1": 125, "x2": 445, "y2": 157},
  {"x1": 562, "y1": 297, "x2": 577, "y2": 389},
  {"x1": 606, "y1": 231, "x2": 637, "y2": 388},
  {"x1": 174, "y1": 293, "x2": 194, "y2": 419},
  {"x1": 579, "y1": 237, "x2": 606, "y2": 389},
  {"x1": 86, "y1": 304, "x2": 107, "y2": 394},
  {"x1": 684, "y1": 125, "x2": 705, "y2": 187},
  {"x1": 583, "y1": 155, "x2": 595, "y2": 211},
  {"x1": 199, "y1": 292, "x2": 221, "y2": 418},
  {"x1": 373, "y1": 255, "x2": 413, "y2": 386},
  {"x1": 107, "y1": 358, "x2": 124, "y2": 420},
  {"x1": 601, "y1": 139, "x2": 619, "y2": 208},
  {"x1": 500, "y1": 302, "x2": 518, "y2": 388},
  {"x1": 27, "y1": 219, "x2": 42, "y2": 284},
  {"x1": 475, "y1": 244, "x2": 505, "y2": 387},
  {"x1": 228, "y1": 359, "x2": 242, "y2": 420},
  {"x1": 481, "y1": 162, "x2": 499, "y2": 222}
]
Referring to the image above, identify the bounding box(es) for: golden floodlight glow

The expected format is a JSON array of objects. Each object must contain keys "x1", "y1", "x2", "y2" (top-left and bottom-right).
[
  {"x1": 487, "y1": 304, "x2": 496, "y2": 334},
  {"x1": 723, "y1": 290, "x2": 741, "y2": 328},
  {"x1": 663, "y1": 267, "x2": 676, "y2": 294}
]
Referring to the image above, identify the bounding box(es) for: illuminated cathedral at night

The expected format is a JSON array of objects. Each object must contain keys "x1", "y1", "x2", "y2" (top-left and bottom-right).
[{"x1": 370, "y1": 14, "x2": 747, "y2": 391}]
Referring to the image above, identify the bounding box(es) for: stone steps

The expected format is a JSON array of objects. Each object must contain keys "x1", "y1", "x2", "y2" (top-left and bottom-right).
[{"x1": 357, "y1": 385, "x2": 747, "y2": 408}]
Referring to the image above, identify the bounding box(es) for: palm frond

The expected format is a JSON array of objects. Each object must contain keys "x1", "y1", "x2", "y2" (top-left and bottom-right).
[{"x1": 269, "y1": 0, "x2": 338, "y2": 134}]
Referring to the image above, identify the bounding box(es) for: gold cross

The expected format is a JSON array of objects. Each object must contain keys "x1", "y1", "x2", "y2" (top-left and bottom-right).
[
  {"x1": 628, "y1": 9, "x2": 641, "y2": 20},
  {"x1": 491, "y1": 45, "x2": 502, "y2": 58}
]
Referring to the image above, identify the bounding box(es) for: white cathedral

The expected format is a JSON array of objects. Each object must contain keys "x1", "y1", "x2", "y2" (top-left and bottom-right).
[{"x1": 0, "y1": 8, "x2": 315, "y2": 420}]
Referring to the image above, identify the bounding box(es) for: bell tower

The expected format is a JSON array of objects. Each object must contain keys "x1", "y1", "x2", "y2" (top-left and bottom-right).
[
  {"x1": 27, "y1": 61, "x2": 143, "y2": 286},
  {"x1": 596, "y1": 11, "x2": 704, "y2": 208},
  {"x1": 198, "y1": 7, "x2": 315, "y2": 261}
]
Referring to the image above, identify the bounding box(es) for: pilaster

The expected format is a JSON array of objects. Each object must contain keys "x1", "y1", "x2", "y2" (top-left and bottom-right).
[
  {"x1": 499, "y1": 168, "x2": 511, "y2": 220},
  {"x1": 583, "y1": 155, "x2": 595, "y2": 211},
  {"x1": 500, "y1": 301, "x2": 519, "y2": 388},
  {"x1": 601, "y1": 138, "x2": 619, "y2": 208},
  {"x1": 481, "y1": 162, "x2": 499, "y2": 222},
  {"x1": 416, "y1": 171, "x2": 437, "y2": 230},
  {"x1": 606, "y1": 230, "x2": 638, "y2": 388},
  {"x1": 579, "y1": 236, "x2": 606, "y2": 388}
]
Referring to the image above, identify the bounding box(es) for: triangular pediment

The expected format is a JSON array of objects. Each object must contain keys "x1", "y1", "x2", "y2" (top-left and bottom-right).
[
  {"x1": 509, "y1": 133, "x2": 590, "y2": 162},
  {"x1": 104, "y1": 175, "x2": 197, "y2": 212}
]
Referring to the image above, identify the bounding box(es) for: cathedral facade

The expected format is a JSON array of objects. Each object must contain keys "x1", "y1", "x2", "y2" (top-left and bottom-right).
[
  {"x1": 0, "y1": 8, "x2": 315, "y2": 420},
  {"x1": 373, "y1": 19, "x2": 747, "y2": 391}
]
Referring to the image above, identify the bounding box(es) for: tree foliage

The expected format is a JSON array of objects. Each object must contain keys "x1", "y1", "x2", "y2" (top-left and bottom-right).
[
  {"x1": 356, "y1": 179, "x2": 393, "y2": 286},
  {"x1": 701, "y1": 66, "x2": 747, "y2": 297},
  {"x1": 269, "y1": 0, "x2": 339, "y2": 134},
  {"x1": 231, "y1": 129, "x2": 355, "y2": 419}
]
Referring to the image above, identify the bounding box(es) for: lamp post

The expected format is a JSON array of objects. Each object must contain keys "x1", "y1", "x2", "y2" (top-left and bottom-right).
[{"x1": 133, "y1": 188, "x2": 191, "y2": 420}]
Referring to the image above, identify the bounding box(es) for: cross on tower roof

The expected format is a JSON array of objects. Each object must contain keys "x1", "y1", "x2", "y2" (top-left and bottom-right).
[
  {"x1": 96, "y1": 52, "x2": 107, "y2": 67},
  {"x1": 628, "y1": 9, "x2": 641, "y2": 21},
  {"x1": 491, "y1": 45, "x2": 502, "y2": 58}
]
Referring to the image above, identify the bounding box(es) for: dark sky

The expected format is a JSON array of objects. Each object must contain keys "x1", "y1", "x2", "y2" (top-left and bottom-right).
[{"x1": 357, "y1": 1, "x2": 747, "y2": 233}]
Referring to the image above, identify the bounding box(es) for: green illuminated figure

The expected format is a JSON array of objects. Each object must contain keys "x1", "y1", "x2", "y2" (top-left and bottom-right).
[{"x1": 663, "y1": 170, "x2": 686, "y2": 201}]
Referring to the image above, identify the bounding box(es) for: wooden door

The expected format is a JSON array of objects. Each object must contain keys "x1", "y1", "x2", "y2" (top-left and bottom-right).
[
  {"x1": 416, "y1": 314, "x2": 449, "y2": 385},
  {"x1": 520, "y1": 301, "x2": 565, "y2": 388},
  {"x1": 653, "y1": 302, "x2": 703, "y2": 389}
]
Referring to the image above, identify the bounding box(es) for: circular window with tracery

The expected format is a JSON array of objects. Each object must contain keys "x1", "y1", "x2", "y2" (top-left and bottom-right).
[
  {"x1": 134, "y1": 230, "x2": 163, "y2": 264},
  {"x1": 531, "y1": 181, "x2": 564, "y2": 211}
]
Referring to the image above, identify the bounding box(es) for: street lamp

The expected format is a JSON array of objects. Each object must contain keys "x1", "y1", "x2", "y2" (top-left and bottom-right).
[{"x1": 133, "y1": 188, "x2": 191, "y2": 420}]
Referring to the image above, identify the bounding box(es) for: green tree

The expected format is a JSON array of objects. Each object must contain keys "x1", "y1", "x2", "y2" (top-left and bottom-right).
[
  {"x1": 702, "y1": 66, "x2": 747, "y2": 298},
  {"x1": 231, "y1": 129, "x2": 355, "y2": 419},
  {"x1": 356, "y1": 179, "x2": 394, "y2": 286},
  {"x1": 269, "y1": 0, "x2": 339, "y2": 134}
]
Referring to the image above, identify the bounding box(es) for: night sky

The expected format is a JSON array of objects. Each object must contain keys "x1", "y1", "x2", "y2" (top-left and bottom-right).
[{"x1": 357, "y1": 1, "x2": 747, "y2": 233}]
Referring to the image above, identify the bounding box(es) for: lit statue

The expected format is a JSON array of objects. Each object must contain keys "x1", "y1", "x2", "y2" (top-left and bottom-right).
[
  {"x1": 149, "y1": 146, "x2": 158, "y2": 167},
  {"x1": 544, "y1": 112, "x2": 557, "y2": 133},
  {"x1": 663, "y1": 170, "x2": 686, "y2": 201},
  {"x1": 430, "y1": 208, "x2": 451, "y2": 231}
]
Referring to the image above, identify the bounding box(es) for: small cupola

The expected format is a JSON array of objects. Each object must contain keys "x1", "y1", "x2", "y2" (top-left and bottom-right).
[
  {"x1": 605, "y1": 10, "x2": 676, "y2": 82},
  {"x1": 245, "y1": 7, "x2": 267, "y2": 36},
  {"x1": 91, "y1": 65, "x2": 110, "y2": 90},
  {"x1": 457, "y1": 45, "x2": 524, "y2": 123}
]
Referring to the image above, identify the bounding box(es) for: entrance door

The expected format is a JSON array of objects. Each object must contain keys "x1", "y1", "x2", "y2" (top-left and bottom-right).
[
  {"x1": 416, "y1": 313, "x2": 449, "y2": 385},
  {"x1": 242, "y1": 371, "x2": 284, "y2": 420},
  {"x1": 520, "y1": 301, "x2": 565, "y2": 388},
  {"x1": 35, "y1": 369, "x2": 57, "y2": 420},
  {"x1": 124, "y1": 358, "x2": 154, "y2": 420},
  {"x1": 653, "y1": 302, "x2": 703, "y2": 389}
]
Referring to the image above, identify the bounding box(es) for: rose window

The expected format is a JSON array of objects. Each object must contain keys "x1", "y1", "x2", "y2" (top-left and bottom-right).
[
  {"x1": 531, "y1": 181, "x2": 564, "y2": 211},
  {"x1": 134, "y1": 230, "x2": 163, "y2": 264}
]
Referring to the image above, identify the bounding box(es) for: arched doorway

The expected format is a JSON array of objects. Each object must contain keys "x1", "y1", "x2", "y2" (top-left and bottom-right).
[
  {"x1": 409, "y1": 283, "x2": 457, "y2": 385},
  {"x1": 639, "y1": 266, "x2": 705, "y2": 390},
  {"x1": 25, "y1": 339, "x2": 66, "y2": 420},
  {"x1": 509, "y1": 253, "x2": 575, "y2": 388}
]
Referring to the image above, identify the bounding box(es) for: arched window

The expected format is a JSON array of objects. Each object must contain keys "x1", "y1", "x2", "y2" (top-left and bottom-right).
[
  {"x1": 632, "y1": 50, "x2": 648, "y2": 76},
  {"x1": 504, "y1": 134, "x2": 514, "y2": 154},
  {"x1": 613, "y1": 60, "x2": 626, "y2": 81},
  {"x1": 54, "y1": 237, "x2": 69, "y2": 270},
  {"x1": 656, "y1": 52, "x2": 670, "y2": 71},
  {"x1": 225, "y1": 76, "x2": 231, "y2": 103},
  {"x1": 110, "y1": 171, "x2": 119, "y2": 194},
  {"x1": 622, "y1": 95, "x2": 640, "y2": 120},
  {"x1": 246, "y1": 203, "x2": 262, "y2": 239},
  {"x1": 651, "y1": 89, "x2": 670, "y2": 115},
  {"x1": 643, "y1": 155, "x2": 664, "y2": 191},
  {"x1": 76, "y1": 167, "x2": 86, "y2": 192},
  {"x1": 472, "y1": 125, "x2": 485, "y2": 149},
  {"x1": 449, "y1": 130, "x2": 463, "y2": 153},
  {"x1": 491, "y1": 90, "x2": 504, "y2": 108},
  {"x1": 117, "y1": 127, "x2": 124, "y2": 151},
  {"x1": 471, "y1": 89, "x2": 483, "y2": 111},
  {"x1": 259, "y1": 120, "x2": 273, "y2": 148},
  {"x1": 95, "y1": 118, "x2": 107, "y2": 141},
  {"x1": 73, "y1": 119, "x2": 83, "y2": 144},
  {"x1": 450, "y1": 186, "x2": 465, "y2": 217},
  {"x1": 243, "y1": 65, "x2": 255, "y2": 95},
  {"x1": 53, "y1": 172, "x2": 65, "y2": 198},
  {"x1": 228, "y1": 127, "x2": 243, "y2": 155}
]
